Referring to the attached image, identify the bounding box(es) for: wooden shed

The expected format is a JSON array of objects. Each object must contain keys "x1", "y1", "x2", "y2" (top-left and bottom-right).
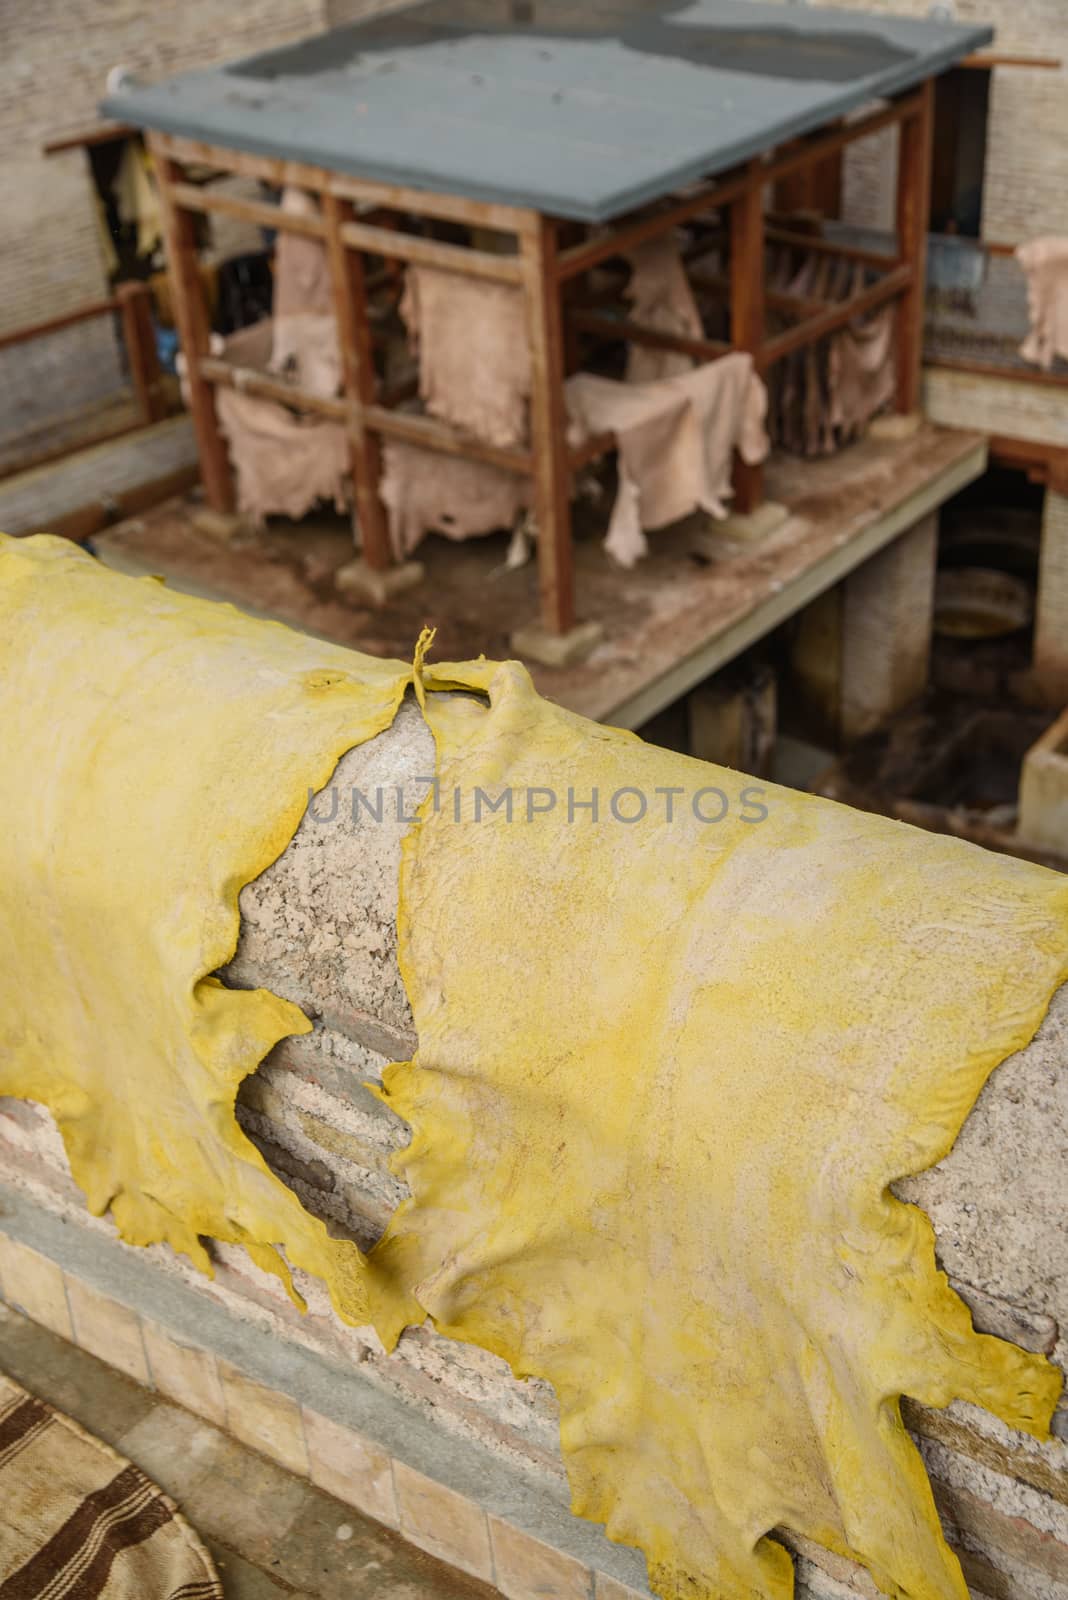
[{"x1": 103, "y1": 0, "x2": 992, "y2": 656}]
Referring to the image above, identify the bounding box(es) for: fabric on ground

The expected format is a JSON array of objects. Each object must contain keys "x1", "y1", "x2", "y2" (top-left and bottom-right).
[
  {"x1": 624, "y1": 236, "x2": 705, "y2": 385},
  {"x1": 373, "y1": 655, "x2": 1067, "y2": 1600},
  {"x1": 380, "y1": 439, "x2": 529, "y2": 559},
  {"x1": 1017, "y1": 237, "x2": 1068, "y2": 370},
  {"x1": 0, "y1": 534, "x2": 414, "y2": 1323},
  {"x1": 401, "y1": 266, "x2": 531, "y2": 448},
  {"x1": 215, "y1": 387, "x2": 351, "y2": 526},
  {"x1": 565, "y1": 353, "x2": 769, "y2": 565},
  {"x1": 0, "y1": 1371, "x2": 221, "y2": 1600},
  {"x1": 1, "y1": 553, "x2": 1065, "y2": 1600}
]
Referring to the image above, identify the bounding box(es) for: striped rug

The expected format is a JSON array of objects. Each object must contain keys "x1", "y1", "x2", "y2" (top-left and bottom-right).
[{"x1": 0, "y1": 1374, "x2": 221, "y2": 1600}]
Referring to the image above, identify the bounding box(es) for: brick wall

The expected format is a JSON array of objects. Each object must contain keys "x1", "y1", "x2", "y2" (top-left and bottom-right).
[
  {"x1": 923, "y1": 368, "x2": 1068, "y2": 446},
  {"x1": 0, "y1": 0, "x2": 408, "y2": 455},
  {"x1": 760, "y1": 0, "x2": 1068, "y2": 247}
]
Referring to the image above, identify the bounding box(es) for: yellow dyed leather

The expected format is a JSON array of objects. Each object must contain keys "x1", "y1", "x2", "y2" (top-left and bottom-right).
[
  {"x1": 2, "y1": 535, "x2": 1065, "y2": 1600},
  {"x1": 0, "y1": 533, "x2": 412, "y2": 1322},
  {"x1": 372, "y1": 658, "x2": 1067, "y2": 1600}
]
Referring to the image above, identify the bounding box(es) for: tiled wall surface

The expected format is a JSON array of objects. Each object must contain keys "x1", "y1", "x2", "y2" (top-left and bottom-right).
[
  {"x1": 3, "y1": 1203, "x2": 1068, "y2": 1600},
  {"x1": 0, "y1": 1227, "x2": 646, "y2": 1600}
]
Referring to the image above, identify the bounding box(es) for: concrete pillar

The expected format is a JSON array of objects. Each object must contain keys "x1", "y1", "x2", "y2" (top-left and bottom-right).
[
  {"x1": 687, "y1": 664, "x2": 776, "y2": 776},
  {"x1": 1018, "y1": 705, "x2": 1068, "y2": 857},
  {"x1": 840, "y1": 512, "x2": 938, "y2": 741},
  {"x1": 1034, "y1": 488, "x2": 1068, "y2": 705},
  {"x1": 789, "y1": 588, "x2": 844, "y2": 749}
]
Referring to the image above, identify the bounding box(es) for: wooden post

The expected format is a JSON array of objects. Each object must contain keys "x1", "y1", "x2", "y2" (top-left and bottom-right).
[
  {"x1": 152, "y1": 149, "x2": 234, "y2": 512},
  {"x1": 322, "y1": 192, "x2": 392, "y2": 570},
  {"x1": 895, "y1": 80, "x2": 935, "y2": 415},
  {"x1": 116, "y1": 281, "x2": 166, "y2": 425},
  {"x1": 730, "y1": 163, "x2": 766, "y2": 515},
  {"x1": 520, "y1": 214, "x2": 575, "y2": 636}
]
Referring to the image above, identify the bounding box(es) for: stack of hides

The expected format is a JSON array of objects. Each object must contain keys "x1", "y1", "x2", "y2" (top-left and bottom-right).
[{"x1": 763, "y1": 251, "x2": 896, "y2": 458}]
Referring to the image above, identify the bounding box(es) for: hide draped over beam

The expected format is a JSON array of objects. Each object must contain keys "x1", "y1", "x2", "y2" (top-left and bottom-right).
[{"x1": 0, "y1": 532, "x2": 1064, "y2": 1600}]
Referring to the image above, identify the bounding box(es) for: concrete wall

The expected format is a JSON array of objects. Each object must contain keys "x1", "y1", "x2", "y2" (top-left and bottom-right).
[{"x1": 1, "y1": 700, "x2": 1066, "y2": 1599}]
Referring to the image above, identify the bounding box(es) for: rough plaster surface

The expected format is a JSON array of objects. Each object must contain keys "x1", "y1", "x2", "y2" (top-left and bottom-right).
[{"x1": 225, "y1": 695, "x2": 430, "y2": 1052}]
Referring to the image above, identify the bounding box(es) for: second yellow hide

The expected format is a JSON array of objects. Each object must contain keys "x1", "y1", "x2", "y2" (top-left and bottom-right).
[{"x1": 373, "y1": 659, "x2": 1067, "y2": 1600}]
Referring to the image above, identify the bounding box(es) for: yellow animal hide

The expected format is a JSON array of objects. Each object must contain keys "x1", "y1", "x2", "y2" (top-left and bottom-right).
[
  {"x1": 371, "y1": 657, "x2": 1067, "y2": 1600},
  {"x1": 1, "y1": 537, "x2": 1064, "y2": 1600},
  {"x1": 0, "y1": 533, "x2": 413, "y2": 1322}
]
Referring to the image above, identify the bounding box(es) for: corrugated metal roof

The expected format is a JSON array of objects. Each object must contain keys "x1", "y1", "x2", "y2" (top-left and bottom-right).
[{"x1": 102, "y1": 0, "x2": 993, "y2": 223}]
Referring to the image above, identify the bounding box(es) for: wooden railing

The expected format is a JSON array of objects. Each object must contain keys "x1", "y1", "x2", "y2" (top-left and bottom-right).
[{"x1": 0, "y1": 282, "x2": 170, "y2": 478}]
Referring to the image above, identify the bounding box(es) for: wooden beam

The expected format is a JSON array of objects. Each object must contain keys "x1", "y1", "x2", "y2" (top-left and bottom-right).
[
  {"x1": 554, "y1": 92, "x2": 921, "y2": 289},
  {"x1": 364, "y1": 406, "x2": 533, "y2": 475},
  {"x1": 988, "y1": 435, "x2": 1068, "y2": 484},
  {"x1": 961, "y1": 52, "x2": 1062, "y2": 70},
  {"x1": 199, "y1": 358, "x2": 348, "y2": 420},
  {"x1": 322, "y1": 192, "x2": 393, "y2": 571},
  {"x1": 169, "y1": 182, "x2": 326, "y2": 238},
  {"x1": 521, "y1": 214, "x2": 575, "y2": 635},
  {"x1": 766, "y1": 225, "x2": 897, "y2": 272},
  {"x1": 894, "y1": 81, "x2": 934, "y2": 415},
  {"x1": 688, "y1": 268, "x2": 828, "y2": 322},
  {"x1": 149, "y1": 130, "x2": 528, "y2": 234},
  {"x1": 556, "y1": 169, "x2": 751, "y2": 282},
  {"x1": 730, "y1": 162, "x2": 766, "y2": 515},
  {"x1": 764, "y1": 91, "x2": 923, "y2": 188},
  {"x1": 568, "y1": 309, "x2": 731, "y2": 362},
  {"x1": 760, "y1": 265, "x2": 912, "y2": 369},
  {"x1": 152, "y1": 147, "x2": 234, "y2": 513},
  {"x1": 43, "y1": 120, "x2": 135, "y2": 156},
  {"x1": 0, "y1": 297, "x2": 118, "y2": 352},
  {"x1": 341, "y1": 220, "x2": 522, "y2": 282},
  {"x1": 116, "y1": 280, "x2": 166, "y2": 424}
]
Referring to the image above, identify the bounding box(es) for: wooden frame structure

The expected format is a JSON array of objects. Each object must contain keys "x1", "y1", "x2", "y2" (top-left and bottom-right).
[{"x1": 148, "y1": 78, "x2": 935, "y2": 639}]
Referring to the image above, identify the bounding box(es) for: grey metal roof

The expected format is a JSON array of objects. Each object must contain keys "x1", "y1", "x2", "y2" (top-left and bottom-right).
[{"x1": 102, "y1": 0, "x2": 993, "y2": 223}]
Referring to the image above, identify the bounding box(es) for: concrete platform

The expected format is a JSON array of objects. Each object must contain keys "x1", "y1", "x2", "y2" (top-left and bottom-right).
[
  {"x1": 94, "y1": 423, "x2": 987, "y2": 730},
  {"x1": 0, "y1": 415, "x2": 198, "y2": 541}
]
